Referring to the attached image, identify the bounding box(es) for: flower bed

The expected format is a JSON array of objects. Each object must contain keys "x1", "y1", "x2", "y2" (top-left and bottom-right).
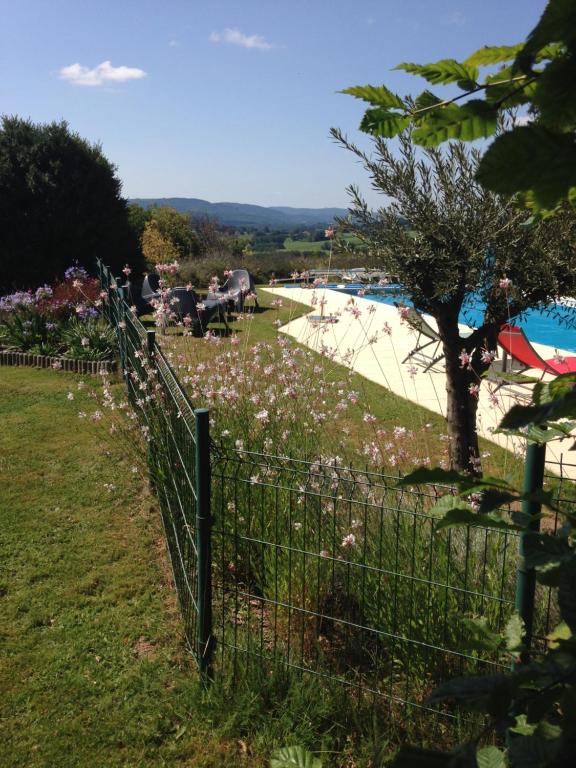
[{"x1": 0, "y1": 264, "x2": 117, "y2": 365}]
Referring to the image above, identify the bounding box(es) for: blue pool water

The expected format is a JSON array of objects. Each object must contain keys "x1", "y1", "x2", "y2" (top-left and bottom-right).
[
  {"x1": 285, "y1": 283, "x2": 576, "y2": 352},
  {"x1": 357, "y1": 286, "x2": 576, "y2": 353}
]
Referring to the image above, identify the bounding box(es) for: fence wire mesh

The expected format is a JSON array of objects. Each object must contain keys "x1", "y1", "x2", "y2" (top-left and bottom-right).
[
  {"x1": 96, "y1": 260, "x2": 575, "y2": 744},
  {"x1": 210, "y1": 447, "x2": 518, "y2": 733},
  {"x1": 98, "y1": 261, "x2": 202, "y2": 658}
]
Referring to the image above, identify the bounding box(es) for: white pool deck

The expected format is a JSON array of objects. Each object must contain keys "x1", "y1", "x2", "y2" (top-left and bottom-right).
[{"x1": 263, "y1": 285, "x2": 576, "y2": 480}]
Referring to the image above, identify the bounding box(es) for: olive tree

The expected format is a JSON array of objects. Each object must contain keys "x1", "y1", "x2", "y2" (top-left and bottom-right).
[{"x1": 332, "y1": 129, "x2": 576, "y2": 473}]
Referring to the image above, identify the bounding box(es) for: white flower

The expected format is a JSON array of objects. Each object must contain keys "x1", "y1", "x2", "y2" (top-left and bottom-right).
[{"x1": 341, "y1": 533, "x2": 356, "y2": 548}]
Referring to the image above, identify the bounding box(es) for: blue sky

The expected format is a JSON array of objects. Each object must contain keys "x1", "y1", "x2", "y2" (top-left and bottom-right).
[{"x1": 2, "y1": 0, "x2": 545, "y2": 209}]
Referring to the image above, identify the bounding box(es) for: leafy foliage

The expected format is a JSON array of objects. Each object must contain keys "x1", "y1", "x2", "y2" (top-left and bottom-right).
[
  {"x1": 342, "y1": 0, "x2": 576, "y2": 211},
  {"x1": 60, "y1": 317, "x2": 117, "y2": 361},
  {"x1": 391, "y1": 376, "x2": 576, "y2": 767}
]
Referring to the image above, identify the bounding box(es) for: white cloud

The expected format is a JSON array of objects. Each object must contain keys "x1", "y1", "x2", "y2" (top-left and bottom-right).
[
  {"x1": 59, "y1": 60, "x2": 147, "y2": 87},
  {"x1": 168, "y1": 39, "x2": 179, "y2": 48},
  {"x1": 209, "y1": 28, "x2": 275, "y2": 50}
]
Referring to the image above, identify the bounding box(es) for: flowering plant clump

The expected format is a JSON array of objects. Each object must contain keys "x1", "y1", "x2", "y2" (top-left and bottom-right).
[{"x1": 0, "y1": 265, "x2": 115, "y2": 359}]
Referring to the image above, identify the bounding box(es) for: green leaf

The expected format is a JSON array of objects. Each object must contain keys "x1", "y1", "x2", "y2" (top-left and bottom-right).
[
  {"x1": 546, "y1": 621, "x2": 572, "y2": 649},
  {"x1": 484, "y1": 69, "x2": 537, "y2": 108},
  {"x1": 504, "y1": 613, "x2": 525, "y2": 653},
  {"x1": 516, "y1": 0, "x2": 576, "y2": 72},
  {"x1": 461, "y1": 617, "x2": 504, "y2": 652},
  {"x1": 476, "y1": 746, "x2": 506, "y2": 768},
  {"x1": 427, "y1": 674, "x2": 512, "y2": 719},
  {"x1": 359, "y1": 108, "x2": 411, "y2": 137},
  {"x1": 532, "y1": 53, "x2": 576, "y2": 128},
  {"x1": 435, "y1": 508, "x2": 519, "y2": 532},
  {"x1": 466, "y1": 45, "x2": 524, "y2": 67},
  {"x1": 341, "y1": 84, "x2": 406, "y2": 109},
  {"x1": 524, "y1": 532, "x2": 573, "y2": 569},
  {"x1": 428, "y1": 494, "x2": 469, "y2": 516},
  {"x1": 414, "y1": 90, "x2": 442, "y2": 110},
  {"x1": 510, "y1": 714, "x2": 538, "y2": 736},
  {"x1": 476, "y1": 125, "x2": 576, "y2": 209},
  {"x1": 270, "y1": 746, "x2": 323, "y2": 768},
  {"x1": 477, "y1": 489, "x2": 518, "y2": 512},
  {"x1": 412, "y1": 101, "x2": 498, "y2": 147},
  {"x1": 395, "y1": 59, "x2": 479, "y2": 89}
]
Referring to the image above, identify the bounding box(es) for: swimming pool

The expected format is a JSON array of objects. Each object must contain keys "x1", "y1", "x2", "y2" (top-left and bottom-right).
[
  {"x1": 285, "y1": 283, "x2": 576, "y2": 352},
  {"x1": 354, "y1": 286, "x2": 576, "y2": 353}
]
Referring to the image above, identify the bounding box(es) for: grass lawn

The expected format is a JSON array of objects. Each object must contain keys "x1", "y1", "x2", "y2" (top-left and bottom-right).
[
  {"x1": 0, "y1": 366, "x2": 264, "y2": 768},
  {"x1": 283, "y1": 235, "x2": 365, "y2": 253}
]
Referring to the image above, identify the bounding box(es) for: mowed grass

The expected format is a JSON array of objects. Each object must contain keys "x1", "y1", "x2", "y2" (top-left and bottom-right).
[
  {"x1": 0, "y1": 367, "x2": 262, "y2": 768},
  {"x1": 283, "y1": 235, "x2": 365, "y2": 253}
]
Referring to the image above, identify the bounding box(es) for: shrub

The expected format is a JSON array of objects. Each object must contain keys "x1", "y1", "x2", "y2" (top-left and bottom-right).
[{"x1": 60, "y1": 317, "x2": 117, "y2": 361}]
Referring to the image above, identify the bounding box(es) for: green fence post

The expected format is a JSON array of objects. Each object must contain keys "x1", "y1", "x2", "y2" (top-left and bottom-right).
[
  {"x1": 514, "y1": 440, "x2": 547, "y2": 660},
  {"x1": 147, "y1": 330, "x2": 156, "y2": 359},
  {"x1": 195, "y1": 407, "x2": 213, "y2": 680}
]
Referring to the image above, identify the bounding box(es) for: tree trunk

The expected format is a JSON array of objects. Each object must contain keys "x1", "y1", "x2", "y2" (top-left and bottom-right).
[
  {"x1": 436, "y1": 314, "x2": 482, "y2": 475},
  {"x1": 443, "y1": 347, "x2": 481, "y2": 474}
]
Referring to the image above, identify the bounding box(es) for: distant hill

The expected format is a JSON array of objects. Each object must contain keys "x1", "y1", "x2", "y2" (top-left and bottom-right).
[{"x1": 129, "y1": 197, "x2": 347, "y2": 228}]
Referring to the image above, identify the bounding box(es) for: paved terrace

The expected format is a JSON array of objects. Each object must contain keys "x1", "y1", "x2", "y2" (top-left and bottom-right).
[{"x1": 263, "y1": 285, "x2": 576, "y2": 480}]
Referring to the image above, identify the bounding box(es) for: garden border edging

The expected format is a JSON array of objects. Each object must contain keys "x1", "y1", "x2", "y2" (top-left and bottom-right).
[{"x1": 0, "y1": 350, "x2": 117, "y2": 374}]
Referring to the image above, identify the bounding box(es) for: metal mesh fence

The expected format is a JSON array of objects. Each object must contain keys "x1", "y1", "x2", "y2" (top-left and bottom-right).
[
  {"x1": 96, "y1": 260, "x2": 575, "y2": 743},
  {"x1": 210, "y1": 447, "x2": 518, "y2": 736},
  {"x1": 98, "y1": 261, "x2": 204, "y2": 660}
]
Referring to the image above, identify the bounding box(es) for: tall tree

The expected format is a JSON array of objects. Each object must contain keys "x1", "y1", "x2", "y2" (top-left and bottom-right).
[
  {"x1": 0, "y1": 116, "x2": 141, "y2": 290},
  {"x1": 332, "y1": 129, "x2": 576, "y2": 472},
  {"x1": 149, "y1": 206, "x2": 201, "y2": 260}
]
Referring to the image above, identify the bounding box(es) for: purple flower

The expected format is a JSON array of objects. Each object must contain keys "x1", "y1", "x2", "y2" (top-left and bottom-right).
[
  {"x1": 0, "y1": 291, "x2": 34, "y2": 311},
  {"x1": 64, "y1": 263, "x2": 89, "y2": 281},
  {"x1": 35, "y1": 284, "x2": 53, "y2": 301}
]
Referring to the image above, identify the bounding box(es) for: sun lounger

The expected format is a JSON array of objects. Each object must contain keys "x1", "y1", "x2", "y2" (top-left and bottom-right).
[
  {"x1": 397, "y1": 304, "x2": 445, "y2": 372},
  {"x1": 498, "y1": 324, "x2": 576, "y2": 376}
]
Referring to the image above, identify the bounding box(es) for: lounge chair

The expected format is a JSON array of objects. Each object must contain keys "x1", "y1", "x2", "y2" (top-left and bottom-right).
[
  {"x1": 398, "y1": 304, "x2": 445, "y2": 372},
  {"x1": 208, "y1": 269, "x2": 258, "y2": 312},
  {"x1": 141, "y1": 273, "x2": 160, "y2": 301},
  {"x1": 498, "y1": 324, "x2": 576, "y2": 376},
  {"x1": 169, "y1": 287, "x2": 229, "y2": 337}
]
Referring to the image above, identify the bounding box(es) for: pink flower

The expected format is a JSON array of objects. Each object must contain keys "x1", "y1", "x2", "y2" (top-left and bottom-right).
[
  {"x1": 459, "y1": 350, "x2": 472, "y2": 369},
  {"x1": 341, "y1": 533, "x2": 356, "y2": 548},
  {"x1": 468, "y1": 383, "x2": 480, "y2": 398},
  {"x1": 499, "y1": 276, "x2": 512, "y2": 290},
  {"x1": 398, "y1": 306, "x2": 410, "y2": 322},
  {"x1": 480, "y1": 348, "x2": 496, "y2": 364},
  {"x1": 325, "y1": 227, "x2": 335, "y2": 239},
  {"x1": 363, "y1": 412, "x2": 377, "y2": 423},
  {"x1": 122, "y1": 264, "x2": 132, "y2": 276}
]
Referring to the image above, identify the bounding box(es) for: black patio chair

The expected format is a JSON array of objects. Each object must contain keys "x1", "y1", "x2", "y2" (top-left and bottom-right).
[{"x1": 170, "y1": 287, "x2": 229, "y2": 337}]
